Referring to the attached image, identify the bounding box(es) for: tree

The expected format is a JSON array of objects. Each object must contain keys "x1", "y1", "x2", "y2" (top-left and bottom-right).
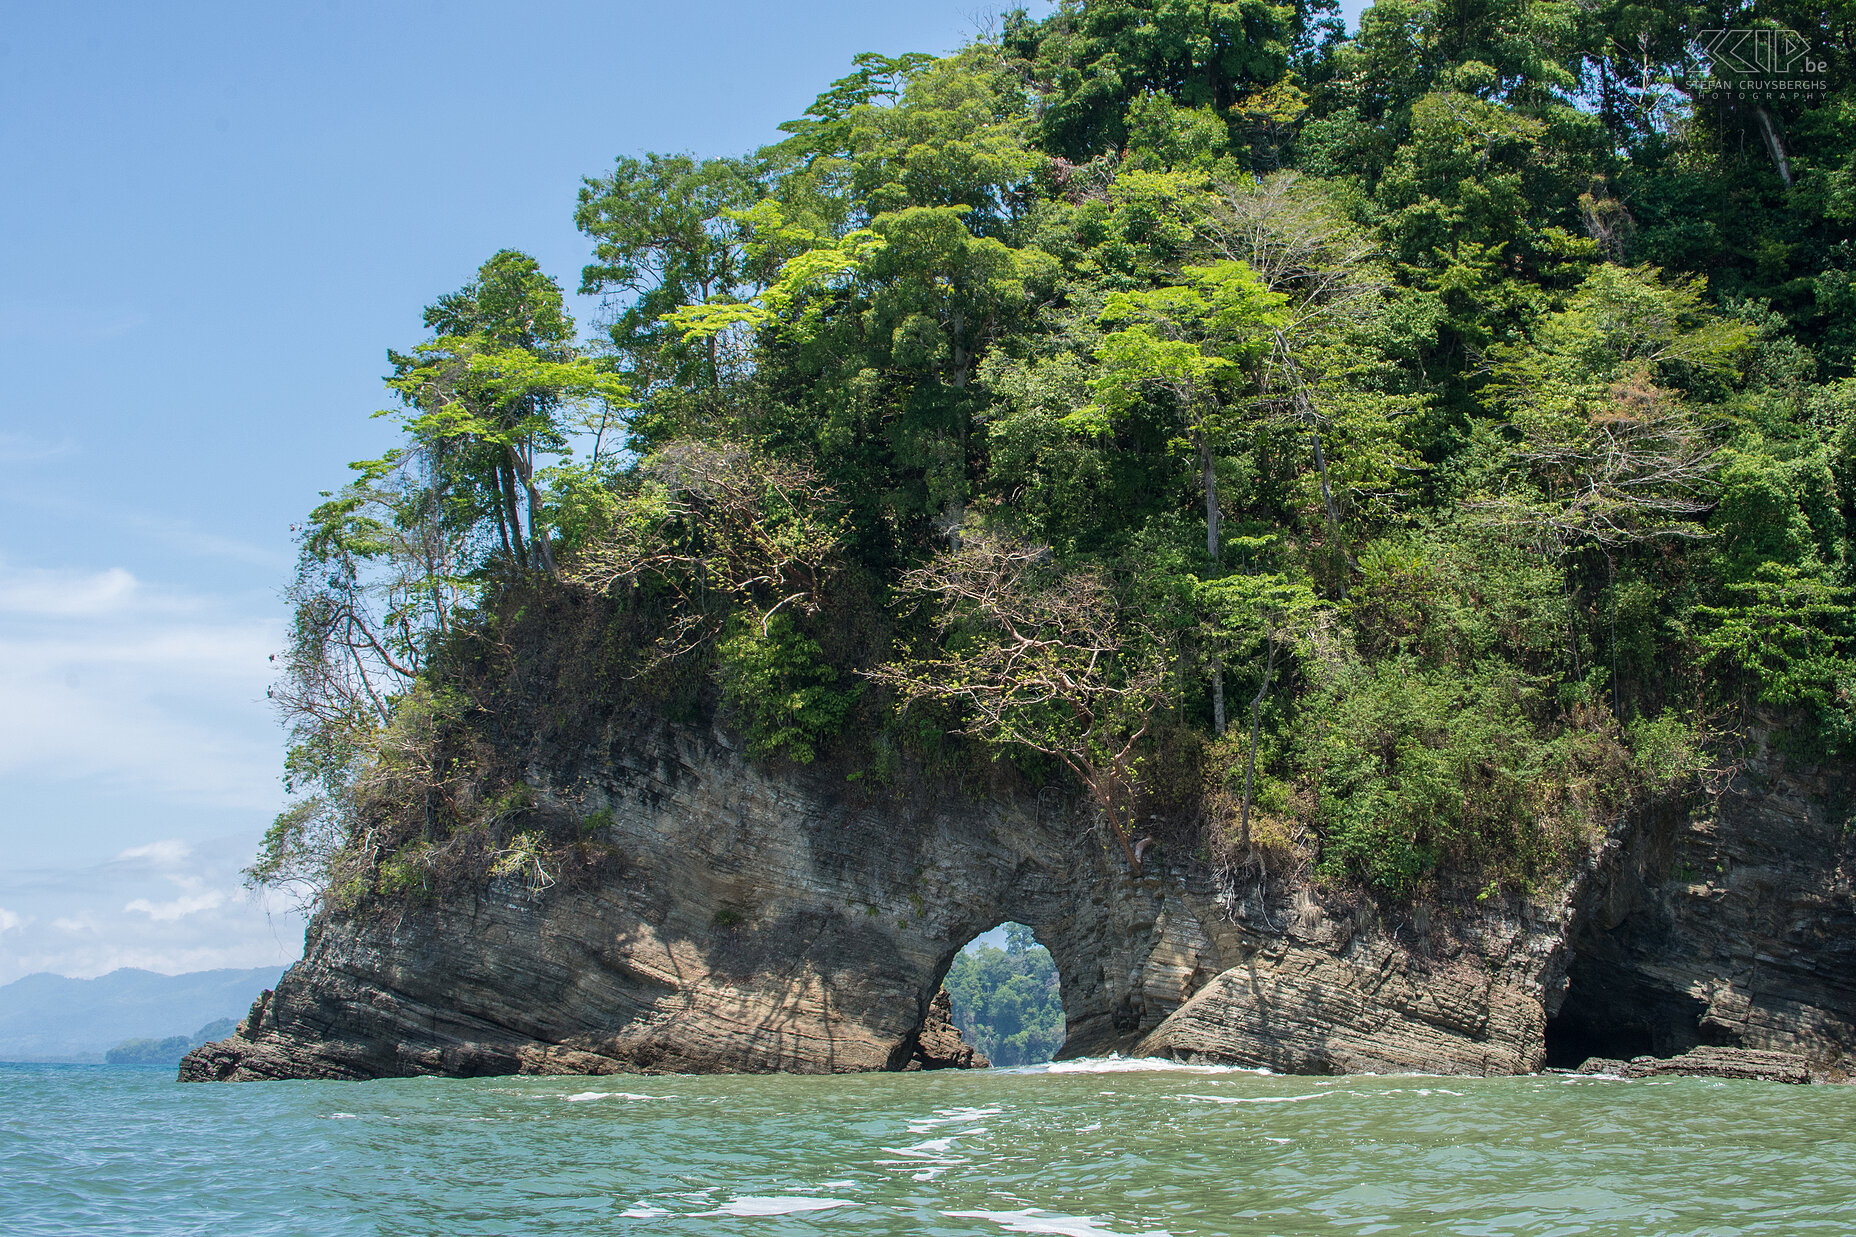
[
  {"x1": 576, "y1": 153, "x2": 762, "y2": 392},
  {"x1": 1475, "y1": 265, "x2": 1745, "y2": 553},
  {"x1": 943, "y1": 932, "x2": 1065, "y2": 1065},
  {"x1": 254, "y1": 252, "x2": 628, "y2": 908},
  {"x1": 1196, "y1": 172, "x2": 1408, "y2": 567},
  {"x1": 669, "y1": 199, "x2": 1059, "y2": 545},
  {"x1": 1090, "y1": 258, "x2": 1289, "y2": 562},
  {"x1": 1196, "y1": 571, "x2": 1317, "y2": 838},
  {"x1": 1088, "y1": 257, "x2": 1289, "y2": 728},
  {"x1": 1005, "y1": 0, "x2": 1298, "y2": 162},
  {"x1": 252, "y1": 16, "x2": 1856, "y2": 917},
  {"x1": 870, "y1": 530, "x2": 1168, "y2": 870},
  {"x1": 569, "y1": 439, "x2": 845, "y2": 667},
  {"x1": 386, "y1": 251, "x2": 629, "y2": 578}
]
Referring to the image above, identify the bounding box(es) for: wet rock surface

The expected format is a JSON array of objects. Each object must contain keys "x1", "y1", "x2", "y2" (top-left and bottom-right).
[
  {"x1": 183, "y1": 715, "x2": 1856, "y2": 1083},
  {"x1": 1571, "y1": 1045, "x2": 1815, "y2": 1084}
]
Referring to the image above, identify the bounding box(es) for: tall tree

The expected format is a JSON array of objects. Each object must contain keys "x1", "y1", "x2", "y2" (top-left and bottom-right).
[
  {"x1": 576, "y1": 153, "x2": 762, "y2": 394},
  {"x1": 1090, "y1": 258, "x2": 1289, "y2": 562},
  {"x1": 387, "y1": 250, "x2": 626, "y2": 578}
]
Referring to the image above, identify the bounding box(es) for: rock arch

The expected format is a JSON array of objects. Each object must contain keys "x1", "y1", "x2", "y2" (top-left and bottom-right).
[{"x1": 183, "y1": 717, "x2": 1856, "y2": 1082}]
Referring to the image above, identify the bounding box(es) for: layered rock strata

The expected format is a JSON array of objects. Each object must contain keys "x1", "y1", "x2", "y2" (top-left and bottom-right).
[
  {"x1": 1570, "y1": 1046, "x2": 1814, "y2": 1084},
  {"x1": 184, "y1": 716, "x2": 1854, "y2": 1083},
  {"x1": 1546, "y1": 731, "x2": 1855, "y2": 1075},
  {"x1": 906, "y1": 989, "x2": 988, "y2": 1070}
]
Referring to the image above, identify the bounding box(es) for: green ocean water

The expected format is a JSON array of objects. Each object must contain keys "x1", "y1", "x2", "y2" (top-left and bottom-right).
[{"x1": 3, "y1": 1058, "x2": 1852, "y2": 1236}]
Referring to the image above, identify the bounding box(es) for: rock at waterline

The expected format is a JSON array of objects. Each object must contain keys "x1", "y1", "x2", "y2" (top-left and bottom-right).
[
  {"x1": 904, "y1": 990, "x2": 989, "y2": 1071},
  {"x1": 1572, "y1": 1045, "x2": 1815, "y2": 1084}
]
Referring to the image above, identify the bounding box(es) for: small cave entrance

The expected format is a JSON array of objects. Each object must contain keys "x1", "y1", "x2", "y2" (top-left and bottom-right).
[
  {"x1": 941, "y1": 922, "x2": 1066, "y2": 1067},
  {"x1": 1544, "y1": 956, "x2": 1712, "y2": 1068}
]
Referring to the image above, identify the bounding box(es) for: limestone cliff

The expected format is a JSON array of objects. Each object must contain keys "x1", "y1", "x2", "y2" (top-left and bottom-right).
[{"x1": 183, "y1": 713, "x2": 1854, "y2": 1083}]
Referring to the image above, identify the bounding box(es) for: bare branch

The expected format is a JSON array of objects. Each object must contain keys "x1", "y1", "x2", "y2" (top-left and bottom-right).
[
  {"x1": 868, "y1": 530, "x2": 1167, "y2": 871},
  {"x1": 567, "y1": 438, "x2": 844, "y2": 671}
]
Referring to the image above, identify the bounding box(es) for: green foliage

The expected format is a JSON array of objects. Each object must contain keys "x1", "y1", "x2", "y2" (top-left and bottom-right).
[
  {"x1": 104, "y1": 1035, "x2": 194, "y2": 1065},
  {"x1": 943, "y1": 925, "x2": 1066, "y2": 1066},
  {"x1": 1005, "y1": 0, "x2": 1296, "y2": 162},
  {"x1": 1696, "y1": 561, "x2": 1856, "y2": 722},
  {"x1": 1628, "y1": 710, "x2": 1706, "y2": 794},
  {"x1": 106, "y1": 1019, "x2": 242, "y2": 1066},
  {"x1": 265, "y1": 2, "x2": 1856, "y2": 910},
  {"x1": 576, "y1": 152, "x2": 761, "y2": 391},
  {"x1": 1091, "y1": 260, "x2": 1289, "y2": 425},
  {"x1": 1302, "y1": 655, "x2": 1604, "y2": 894},
  {"x1": 716, "y1": 613, "x2": 860, "y2": 764}
]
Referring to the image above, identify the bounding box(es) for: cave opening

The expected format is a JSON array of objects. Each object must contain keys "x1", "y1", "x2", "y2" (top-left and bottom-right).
[
  {"x1": 1544, "y1": 957, "x2": 1711, "y2": 1069},
  {"x1": 942, "y1": 921, "x2": 1066, "y2": 1067}
]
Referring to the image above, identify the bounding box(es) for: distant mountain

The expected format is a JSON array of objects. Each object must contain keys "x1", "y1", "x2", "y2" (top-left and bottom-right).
[
  {"x1": 105, "y1": 1018, "x2": 238, "y2": 1065},
  {"x1": 0, "y1": 967, "x2": 286, "y2": 1062}
]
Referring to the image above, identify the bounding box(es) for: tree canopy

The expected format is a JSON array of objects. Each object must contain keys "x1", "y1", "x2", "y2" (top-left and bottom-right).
[{"x1": 258, "y1": 1, "x2": 1856, "y2": 911}]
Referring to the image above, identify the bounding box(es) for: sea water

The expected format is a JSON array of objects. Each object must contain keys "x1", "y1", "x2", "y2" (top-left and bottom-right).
[{"x1": 2, "y1": 1057, "x2": 1851, "y2": 1235}]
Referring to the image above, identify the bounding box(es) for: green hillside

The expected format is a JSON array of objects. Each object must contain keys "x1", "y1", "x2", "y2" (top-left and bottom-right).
[{"x1": 0, "y1": 969, "x2": 281, "y2": 1062}]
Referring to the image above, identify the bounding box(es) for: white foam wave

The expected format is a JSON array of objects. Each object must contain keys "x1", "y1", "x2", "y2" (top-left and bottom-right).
[
  {"x1": 910, "y1": 1135, "x2": 966, "y2": 1154},
  {"x1": 619, "y1": 1205, "x2": 669, "y2": 1218},
  {"x1": 943, "y1": 1207, "x2": 1170, "y2": 1236},
  {"x1": 563, "y1": 1091, "x2": 661, "y2": 1102},
  {"x1": 907, "y1": 1105, "x2": 1001, "y2": 1130},
  {"x1": 699, "y1": 1196, "x2": 857, "y2": 1216},
  {"x1": 1041, "y1": 1054, "x2": 1269, "y2": 1075},
  {"x1": 1181, "y1": 1090, "x2": 1334, "y2": 1105}
]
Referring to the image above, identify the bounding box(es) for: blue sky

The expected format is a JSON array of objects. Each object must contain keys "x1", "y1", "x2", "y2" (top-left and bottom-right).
[{"x1": 0, "y1": 1, "x2": 1365, "y2": 984}]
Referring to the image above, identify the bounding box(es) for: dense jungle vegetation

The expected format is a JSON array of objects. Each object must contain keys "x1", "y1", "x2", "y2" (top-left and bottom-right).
[
  {"x1": 255, "y1": 0, "x2": 1856, "y2": 913},
  {"x1": 945, "y1": 926, "x2": 1067, "y2": 1066}
]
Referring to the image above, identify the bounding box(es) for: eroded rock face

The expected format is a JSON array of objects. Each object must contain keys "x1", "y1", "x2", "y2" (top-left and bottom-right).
[
  {"x1": 185, "y1": 716, "x2": 1152, "y2": 1081},
  {"x1": 182, "y1": 717, "x2": 1856, "y2": 1083},
  {"x1": 1570, "y1": 1046, "x2": 1813, "y2": 1084},
  {"x1": 1545, "y1": 734, "x2": 1856, "y2": 1076},
  {"x1": 1130, "y1": 903, "x2": 1567, "y2": 1075},
  {"x1": 906, "y1": 990, "x2": 988, "y2": 1070}
]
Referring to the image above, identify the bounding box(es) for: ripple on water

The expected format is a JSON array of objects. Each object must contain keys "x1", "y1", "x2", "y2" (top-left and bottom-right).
[
  {"x1": 2, "y1": 1062, "x2": 1853, "y2": 1235},
  {"x1": 944, "y1": 1206, "x2": 1172, "y2": 1236}
]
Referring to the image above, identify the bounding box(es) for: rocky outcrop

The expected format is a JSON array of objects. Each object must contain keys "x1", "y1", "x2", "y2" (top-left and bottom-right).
[
  {"x1": 1570, "y1": 1045, "x2": 1813, "y2": 1084},
  {"x1": 906, "y1": 990, "x2": 988, "y2": 1070},
  {"x1": 1544, "y1": 730, "x2": 1856, "y2": 1079},
  {"x1": 1129, "y1": 905, "x2": 1565, "y2": 1075},
  {"x1": 184, "y1": 713, "x2": 1147, "y2": 1081},
  {"x1": 183, "y1": 712, "x2": 1855, "y2": 1083}
]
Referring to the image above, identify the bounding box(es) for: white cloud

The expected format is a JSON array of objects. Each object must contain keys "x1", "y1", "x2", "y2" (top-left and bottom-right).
[
  {"x1": 0, "y1": 488, "x2": 290, "y2": 572},
  {"x1": 0, "y1": 833, "x2": 304, "y2": 984},
  {"x1": 0, "y1": 558, "x2": 283, "y2": 809},
  {"x1": 0, "y1": 564, "x2": 137, "y2": 617},
  {"x1": 124, "y1": 888, "x2": 228, "y2": 922},
  {"x1": 123, "y1": 511, "x2": 291, "y2": 570},
  {"x1": 115, "y1": 839, "x2": 192, "y2": 866},
  {"x1": 0, "y1": 432, "x2": 77, "y2": 464}
]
